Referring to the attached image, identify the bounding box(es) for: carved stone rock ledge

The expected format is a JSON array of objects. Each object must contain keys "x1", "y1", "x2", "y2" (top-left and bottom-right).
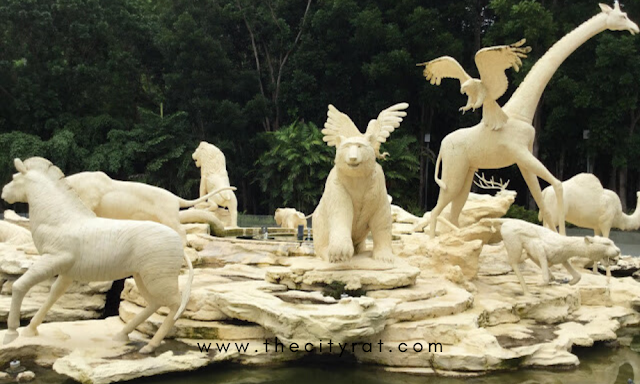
[{"x1": 264, "y1": 254, "x2": 421, "y2": 291}]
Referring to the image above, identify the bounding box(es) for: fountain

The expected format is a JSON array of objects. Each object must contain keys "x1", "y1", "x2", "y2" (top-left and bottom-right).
[{"x1": 0, "y1": 4, "x2": 639, "y2": 383}]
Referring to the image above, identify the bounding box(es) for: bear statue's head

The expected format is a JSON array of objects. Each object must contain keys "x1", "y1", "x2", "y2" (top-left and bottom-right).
[
  {"x1": 334, "y1": 135, "x2": 377, "y2": 177},
  {"x1": 322, "y1": 103, "x2": 408, "y2": 177}
]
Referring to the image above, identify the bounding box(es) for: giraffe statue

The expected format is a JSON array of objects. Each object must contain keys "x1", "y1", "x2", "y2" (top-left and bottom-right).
[{"x1": 427, "y1": 2, "x2": 638, "y2": 238}]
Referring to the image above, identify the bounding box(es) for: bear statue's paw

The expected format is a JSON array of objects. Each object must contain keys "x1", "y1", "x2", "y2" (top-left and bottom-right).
[
  {"x1": 373, "y1": 249, "x2": 395, "y2": 264},
  {"x1": 327, "y1": 242, "x2": 354, "y2": 263}
]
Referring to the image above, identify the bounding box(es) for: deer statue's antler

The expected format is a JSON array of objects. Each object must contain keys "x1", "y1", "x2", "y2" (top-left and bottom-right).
[{"x1": 473, "y1": 172, "x2": 510, "y2": 191}]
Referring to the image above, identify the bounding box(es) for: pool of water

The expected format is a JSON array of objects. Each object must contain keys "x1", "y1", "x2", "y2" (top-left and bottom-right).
[
  {"x1": 134, "y1": 335, "x2": 640, "y2": 384},
  {"x1": 8, "y1": 337, "x2": 640, "y2": 384}
]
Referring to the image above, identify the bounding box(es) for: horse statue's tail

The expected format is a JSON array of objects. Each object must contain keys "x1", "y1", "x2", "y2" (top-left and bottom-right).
[
  {"x1": 174, "y1": 251, "x2": 194, "y2": 320},
  {"x1": 178, "y1": 186, "x2": 237, "y2": 208},
  {"x1": 434, "y1": 151, "x2": 446, "y2": 190}
]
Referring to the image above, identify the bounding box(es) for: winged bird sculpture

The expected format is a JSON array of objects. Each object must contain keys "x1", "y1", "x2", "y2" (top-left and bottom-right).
[
  {"x1": 322, "y1": 103, "x2": 409, "y2": 159},
  {"x1": 417, "y1": 39, "x2": 531, "y2": 130}
]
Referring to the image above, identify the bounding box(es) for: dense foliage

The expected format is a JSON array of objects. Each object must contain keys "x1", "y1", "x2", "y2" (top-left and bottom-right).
[{"x1": 1, "y1": 0, "x2": 639, "y2": 215}]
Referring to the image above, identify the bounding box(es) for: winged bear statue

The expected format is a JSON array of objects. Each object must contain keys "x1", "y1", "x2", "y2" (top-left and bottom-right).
[
  {"x1": 418, "y1": 39, "x2": 531, "y2": 130},
  {"x1": 322, "y1": 103, "x2": 409, "y2": 159},
  {"x1": 313, "y1": 102, "x2": 408, "y2": 263}
]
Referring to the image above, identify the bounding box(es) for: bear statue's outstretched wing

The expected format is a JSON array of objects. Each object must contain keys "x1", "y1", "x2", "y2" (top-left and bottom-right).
[
  {"x1": 321, "y1": 104, "x2": 362, "y2": 147},
  {"x1": 365, "y1": 103, "x2": 409, "y2": 159}
]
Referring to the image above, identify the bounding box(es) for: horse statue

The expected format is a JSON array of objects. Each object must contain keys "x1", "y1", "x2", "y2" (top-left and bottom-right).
[{"x1": 1, "y1": 157, "x2": 193, "y2": 353}]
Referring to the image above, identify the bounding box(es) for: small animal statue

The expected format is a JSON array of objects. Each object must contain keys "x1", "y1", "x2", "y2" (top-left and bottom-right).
[
  {"x1": 1, "y1": 157, "x2": 194, "y2": 353},
  {"x1": 274, "y1": 208, "x2": 310, "y2": 229},
  {"x1": 500, "y1": 219, "x2": 620, "y2": 295},
  {"x1": 539, "y1": 173, "x2": 640, "y2": 238},
  {"x1": 192, "y1": 141, "x2": 238, "y2": 228},
  {"x1": 65, "y1": 171, "x2": 234, "y2": 245},
  {"x1": 418, "y1": 39, "x2": 531, "y2": 130},
  {"x1": 313, "y1": 102, "x2": 409, "y2": 263}
]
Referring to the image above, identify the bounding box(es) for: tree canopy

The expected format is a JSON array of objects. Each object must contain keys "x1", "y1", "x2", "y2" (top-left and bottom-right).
[{"x1": 1, "y1": 0, "x2": 639, "y2": 215}]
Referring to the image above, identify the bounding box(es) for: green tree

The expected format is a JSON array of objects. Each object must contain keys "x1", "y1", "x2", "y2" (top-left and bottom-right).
[
  {"x1": 254, "y1": 121, "x2": 333, "y2": 213},
  {"x1": 380, "y1": 134, "x2": 421, "y2": 212}
]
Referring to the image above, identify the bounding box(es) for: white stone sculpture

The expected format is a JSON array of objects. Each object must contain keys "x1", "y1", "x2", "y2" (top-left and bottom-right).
[
  {"x1": 501, "y1": 219, "x2": 620, "y2": 295},
  {"x1": 0, "y1": 157, "x2": 194, "y2": 353},
  {"x1": 0, "y1": 220, "x2": 32, "y2": 247},
  {"x1": 419, "y1": 39, "x2": 531, "y2": 130},
  {"x1": 539, "y1": 173, "x2": 640, "y2": 237},
  {"x1": 274, "y1": 208, "x2": 310, "y2": 229},
  {"x1": 424, "y1": 3, "x2": 639, "y2": 238},
  {"x1": 192, "y1": 141, "x2": 238, "y2": 228},
  {"x1": 65, "y1": 171, "x2": 234, "y2": 244},
  {"x1": 313, "y1": 103, "x2": 408, "y2": 263},
  {"x1": 387, "y1": 195, "x2": 421, "y2": 224},
  {"x1": 413, "y1": 173, "x2": 516, "y2": 233},
  {"x1": 3, "y1": 210, "x2": 29, "y2": 229}
]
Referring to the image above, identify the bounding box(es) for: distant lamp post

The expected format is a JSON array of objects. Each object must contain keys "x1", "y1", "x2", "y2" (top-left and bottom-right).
[
  {"x1": 583, "y1": 129, "x2": 591, "y2": 173},
  {"x1": 424, "y1": 133, "x2": 431, "y2": 209}
]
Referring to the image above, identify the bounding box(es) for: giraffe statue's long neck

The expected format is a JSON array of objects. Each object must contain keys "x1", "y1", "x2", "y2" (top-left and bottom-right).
[{"x1": 503, "y1": 12, "x2": 608, "y2": 123}]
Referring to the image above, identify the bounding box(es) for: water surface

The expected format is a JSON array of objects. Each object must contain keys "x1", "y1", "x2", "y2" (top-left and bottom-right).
[{"x1": 140, "y1": 338, "x2": 640, "y2": 384}]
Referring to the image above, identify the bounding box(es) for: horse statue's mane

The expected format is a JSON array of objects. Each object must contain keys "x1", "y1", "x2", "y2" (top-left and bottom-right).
[{"x1": 23, "y1": 157, "x2": 95, "y2": 218}]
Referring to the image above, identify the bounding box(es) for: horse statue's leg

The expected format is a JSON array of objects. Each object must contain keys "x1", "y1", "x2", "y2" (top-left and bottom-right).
[
  {"x1": 113, "y1": 274, "x2": 159, "y2": 342},
  {"x1": 4, "y1": 254, "x2": 73, "y2": 344},
  {"x1": 22, "y1": 275, "x2": 73, "y2": 337},
  {"x1": 137, "y1": 273, "x2": 183, "y2": 354},
  {"x1": 140, "y1": 303, "x2": 179, "y2": 354}
]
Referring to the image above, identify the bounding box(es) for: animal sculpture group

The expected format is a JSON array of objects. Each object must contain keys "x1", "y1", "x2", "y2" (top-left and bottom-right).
[
  {"x1": 0, "y1": 1, "x2": 637, "y2": 356},
  {"x1": 1, "y1": 158, "x2": 193, "y2": 353},
  {"x1": 421, "y1": 2, "x2": 639, "y2": 240}
]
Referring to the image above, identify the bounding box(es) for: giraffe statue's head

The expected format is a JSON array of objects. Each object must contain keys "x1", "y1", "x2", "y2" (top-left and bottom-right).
[{"x1": 600, "y1": 2, "x2": 639, "y2": 34}]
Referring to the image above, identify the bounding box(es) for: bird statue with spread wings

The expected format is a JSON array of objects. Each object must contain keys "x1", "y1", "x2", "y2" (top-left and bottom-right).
[
  {"x1": 322, "y1": 102, "x2": 409, "y2": 159},
  {"x1": 417, "y1": 39, "x2": 531, "y2": 130}
]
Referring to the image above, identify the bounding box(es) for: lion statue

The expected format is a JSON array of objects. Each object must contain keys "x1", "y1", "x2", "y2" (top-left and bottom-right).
[
  {"x1": 65, "y1": 171, "x2": 234, "y2": 244},
  {"x1": 313, "y1": 102, "x2": 409, "y2": 263},
  {"x1": 192, "y1": 141, "x2": 238, "y2": 228}
]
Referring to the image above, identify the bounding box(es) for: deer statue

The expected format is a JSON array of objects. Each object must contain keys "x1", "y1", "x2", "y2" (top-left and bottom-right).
[
  {"x1": 413, "y1": 172, "x2": 516, "y2": 233},
  {"x1": 422, "y1": 2, "x2": 638, "y2": 238},
  {"x1": 1, "y1": 157, "x2": 193, "y2": 353}
]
